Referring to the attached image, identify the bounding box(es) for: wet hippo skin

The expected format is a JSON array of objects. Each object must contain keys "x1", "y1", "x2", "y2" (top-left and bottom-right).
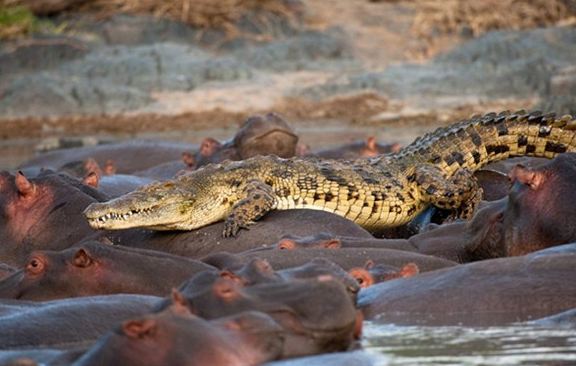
[
  {"x1": 0, "y1": 241, "x2": 214, "y2": 300},
  {"x1": 358, "y1": 244, "x2": 576, "y2": 326}
]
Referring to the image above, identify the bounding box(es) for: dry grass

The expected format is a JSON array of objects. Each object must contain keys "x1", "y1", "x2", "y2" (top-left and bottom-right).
[
  {"x1": 412, "y1": 0, "x2": 576, "y2": 38},
  {"x1": 74, "y1": 0, "x2": 299, "y2": 31}
]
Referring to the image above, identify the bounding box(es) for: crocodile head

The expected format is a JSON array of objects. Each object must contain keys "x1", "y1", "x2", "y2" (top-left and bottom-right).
[{"x1": 83, "y1": 167, "x2": 235, "y2": 231}]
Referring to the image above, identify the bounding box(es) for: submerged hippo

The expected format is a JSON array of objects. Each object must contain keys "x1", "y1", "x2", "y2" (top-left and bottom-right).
[
  {"x1": 0, "y1": 242, "x2": 214, "y2": 300},
  {"x1": 358, "y1": 244, "x2": 576, "y2": 326},
  {"x1": 76, "y1": 292, "x2": 284, "y2": 366}
]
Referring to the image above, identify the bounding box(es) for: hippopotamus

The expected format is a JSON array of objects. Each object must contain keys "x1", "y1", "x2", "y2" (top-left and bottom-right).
[
  {"x1": 75, "y1": 293, "x2": 284, "y2": 366},
  {"x1": 82, "y1": 171, "x2": 155, "y2": 198},
  {"x1": 194, "y1": 113, "x2": 299, "y2": 168},
  {"x1": 348, "y1": 261, "x2": 420, "y2": 288},
  {"x1": 233, "y1": 112, "x2": 299, "y2": 159},
  {"x1": 111, "y1": 209, "x2": 374, "y2": 259},
  {"x1": 313, "y1": 136, "x2": 400, "y2": 159},
  {"x1": 0, "y1": 170, "x2": 104, "y2": 266},
  {"x1": 132, "y1": 152, "x2": 196, "y2": 180},
  {"x1": 189, "y1": 256, "x2": 360, "y2": 302},
  {"x1": 0, "y1": 263, "x2": 15, "y2": 281},
  {"x1": 0, "y1": 241, "x2": 214, "y2": 300},
  {"x1": 504, "y1": 153, "x2": 576, "y2": 256},
  {"x1": 526, "y1": 308, "x2": 576, "y2": 327},
  {"x1": 271, "y1": 198, "x2": 508, "y2": 263},
  {"x1": 20, "y1": 140, "x2": 197, "y2": 174},
  {"x1": 0, "y1": 167, "x2": 374, "y2": 265},
  {"x1": 167, "y1": 275, "x2": 360, "y2": 358},
  {"x1": 239, "y1": 247, "x2": 457, "y2": 272},
  {"x1": 358, "y1": 243, "x2": 576, "y2": 326},
  {"x1": 0, "y1": 294, "x2": 160, "y2": 350}
]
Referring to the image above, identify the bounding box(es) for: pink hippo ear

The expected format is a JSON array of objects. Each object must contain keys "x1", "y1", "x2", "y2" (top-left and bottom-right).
[
  {"x1": 277, "y1": 238, "x2": 296, "y2": 250},
  {"x1": 366, "y1": 136, "x2": 377, "y2": 151},
  {"x1": 15, "y1": 171, "x2": 35, "y2": 197},
  {"x1": 212, "y1": 278, "x2": 240, "y2": 302},
  {"x1": 122, "y1": 318, "x2": 157, "y2": 339},
  {"x1": 508, "y1": 165, "x2": 544, "y2": 190},
  {"x1": 181, "y1": 152, "x2": 196, "y2": 168},
  {"x1": 364, "y1": 259, "x2": 375, "y2": 270},
  {"x1": 84, "y1": 158, "x2": 102, "y2": 176},
  {"x1": 219, "y1": 270, "x2": 244, "y2": 285},
  {"x1": 83, "y1": 172, "x2": 100, "y2": 189},
  {"x1": 348, "y1": 267, "x2": 374, "y2": 288},
  {"x1": 199, "y1": 138, "x2": 222, "y2": 157},
  {"x1": 72, "y1": 248, "x2": 94, "y2": 268},
  {"x1": 252, "y1": 258, "x2": 274, "y2": 275},
  {"x1": 103, "y1": 160, "x2": 117, "y2": 175},
  {"x1": 320, "y1": 238, "x2": 341, "y2": 249},
  {"x1": 170, "y1": 289, "x2": 193, "y2": 317},
  {"x1": 399, "y1": 263, "x2": 420, "y2": 278}
]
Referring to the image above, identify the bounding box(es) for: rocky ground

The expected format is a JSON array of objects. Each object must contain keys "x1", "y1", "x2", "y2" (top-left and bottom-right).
[{"x1": 0, "y1": 0, "x2": 574, "y2": 168}]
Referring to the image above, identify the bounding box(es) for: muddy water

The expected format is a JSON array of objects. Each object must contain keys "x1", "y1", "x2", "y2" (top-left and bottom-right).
[{"x1": 362, "y1": 322, "x2": 576, "y2": 365}]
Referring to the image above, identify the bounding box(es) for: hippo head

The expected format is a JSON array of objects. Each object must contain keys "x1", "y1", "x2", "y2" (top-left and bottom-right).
[
  {"x1": 504, "y1": 153, "x2": 576, "y2": 256},
  {"x1": 276, "y1": 233, "x2": 342, "y2": 250},
  {"x1": 0, "y1": 245, "x2": 106, "y2": 300},
  {"x1": 0, "y1": 171, "x2": 105, "y2": 265},
  {"x1": 348, "y1": 260, "x2": 419, "y2": 288},
  {"x1": 77, "y1": 290, "x2": 283, "y2": 366}
]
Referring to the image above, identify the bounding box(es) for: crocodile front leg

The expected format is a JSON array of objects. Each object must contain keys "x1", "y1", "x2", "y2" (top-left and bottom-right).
[
  {"x1": 223, "y1": 179, "x2": 277, "y2": 237},
  {"x1": 414, "y1": 164, "x2": 482, "y2": 220}
]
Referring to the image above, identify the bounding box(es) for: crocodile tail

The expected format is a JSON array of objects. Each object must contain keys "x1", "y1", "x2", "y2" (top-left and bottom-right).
[{"x1": 396, "y1": 110, "x2": 576, "y2": 175}]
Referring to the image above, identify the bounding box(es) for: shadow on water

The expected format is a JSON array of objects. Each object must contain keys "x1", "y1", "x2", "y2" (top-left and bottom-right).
[{"x1": 362, "y1": 321, "x2": 576, "y2": 365}]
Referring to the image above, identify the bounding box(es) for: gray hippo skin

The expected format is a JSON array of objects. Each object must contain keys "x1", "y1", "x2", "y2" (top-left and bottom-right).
[
  {"x1": 0, "y1": 294, "x2": 161, "y2": 350},
  {"x1": 358, "y1": 243, "x2": 576, "y2": 326},
  {"x1": 76, "y1": 295, "x2": 284, "y2": 366},
  {"x1": 0, "y1": 241, "x2": 214, "y2": 300}
]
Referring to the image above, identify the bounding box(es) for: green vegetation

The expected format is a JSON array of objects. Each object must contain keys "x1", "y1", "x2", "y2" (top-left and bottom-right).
[{"x1": 0, "y1": 5, "x2": 62, "y2": 40}]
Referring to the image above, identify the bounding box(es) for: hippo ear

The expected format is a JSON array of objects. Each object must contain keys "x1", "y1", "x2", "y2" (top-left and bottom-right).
[
  {"x1": 348, "y1": 267, "x2": 374, "y2": 288},
  {"x1": 366, "y1": 136, "x2": 377, "y2": 151},
  {"x1": 213, "y1": 278, "x2": 240, "y2": 301},
  {"x1": 364, "y1": 260, "x2": 375, "y2": 269},
  {"x1": 104, "y1": 160, "x2": 116, "y2": 175},
  {"x1": 509, "y1": 165, "x2": 544, "y2": 190},
  {"x1": 321, "y1": 238, "x2": 341, "y2": 249},
  {"x1": 170, "y1": 289, "x2": 193, "y2": 317},
  {"x1": 83, "y1": 158, "x2": 102, "y2": 176},
  {"x1": 390, "y1": 143, "x2": 402, "y2": 153},
  {"x1": 277, "y1": 238, "x2": 296, "y2": 250},
  {"x1": 83, "y1": 172, "x2": 100, "y2": 189},
  {"x1": 73, "y1": 248, "x2": 94, "y2": 268},
  {"x1": 181, "y1": 152, "x2": 196, "y2": 168},
  {"x1": 253, "y1": 258, "x2": 274, "y2": 274},
  {"x1": 122, "y1": 319, "x2": 157, "y2": 339},
  {"x1": 219, "y1": 270, "x2": 244, "y2": 284},
  {"x1": 399, "y1": 263, "x2": 420, "y2": 278},
  {"x1": 15, "y1": 171, "x2": 35, "y2": 197},
  {"x1": 200, "y1": 138, "x2": 222, "y2": 157}
]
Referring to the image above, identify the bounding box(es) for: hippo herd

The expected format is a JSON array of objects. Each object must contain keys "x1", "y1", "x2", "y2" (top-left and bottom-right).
[{"x1": 0, "y1": 112, "x2": 575, "y2": 365}]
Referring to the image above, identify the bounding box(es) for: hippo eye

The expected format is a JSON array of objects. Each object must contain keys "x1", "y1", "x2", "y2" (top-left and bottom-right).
[
  {"x1": 26, "y1": 258, "x2": 45, "y2": 275},
  {"x1": 356, "y1": 277, "x2": 364, "y2": 285}
]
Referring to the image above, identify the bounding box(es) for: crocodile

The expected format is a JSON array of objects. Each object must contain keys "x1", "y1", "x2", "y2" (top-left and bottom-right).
[{"x1": 84, "y1": 110, "x2": 576, "y2": 236}]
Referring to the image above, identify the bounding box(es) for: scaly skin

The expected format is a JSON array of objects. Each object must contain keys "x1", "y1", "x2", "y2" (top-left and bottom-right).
[{"x1": 84, "y1": 111, "x2": 576, "y2": 236}]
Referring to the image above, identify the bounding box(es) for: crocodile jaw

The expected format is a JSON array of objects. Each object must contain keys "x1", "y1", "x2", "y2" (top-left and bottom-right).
[{"x1": 83, "y1": 196, "x2": 192, "y2": 231}]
